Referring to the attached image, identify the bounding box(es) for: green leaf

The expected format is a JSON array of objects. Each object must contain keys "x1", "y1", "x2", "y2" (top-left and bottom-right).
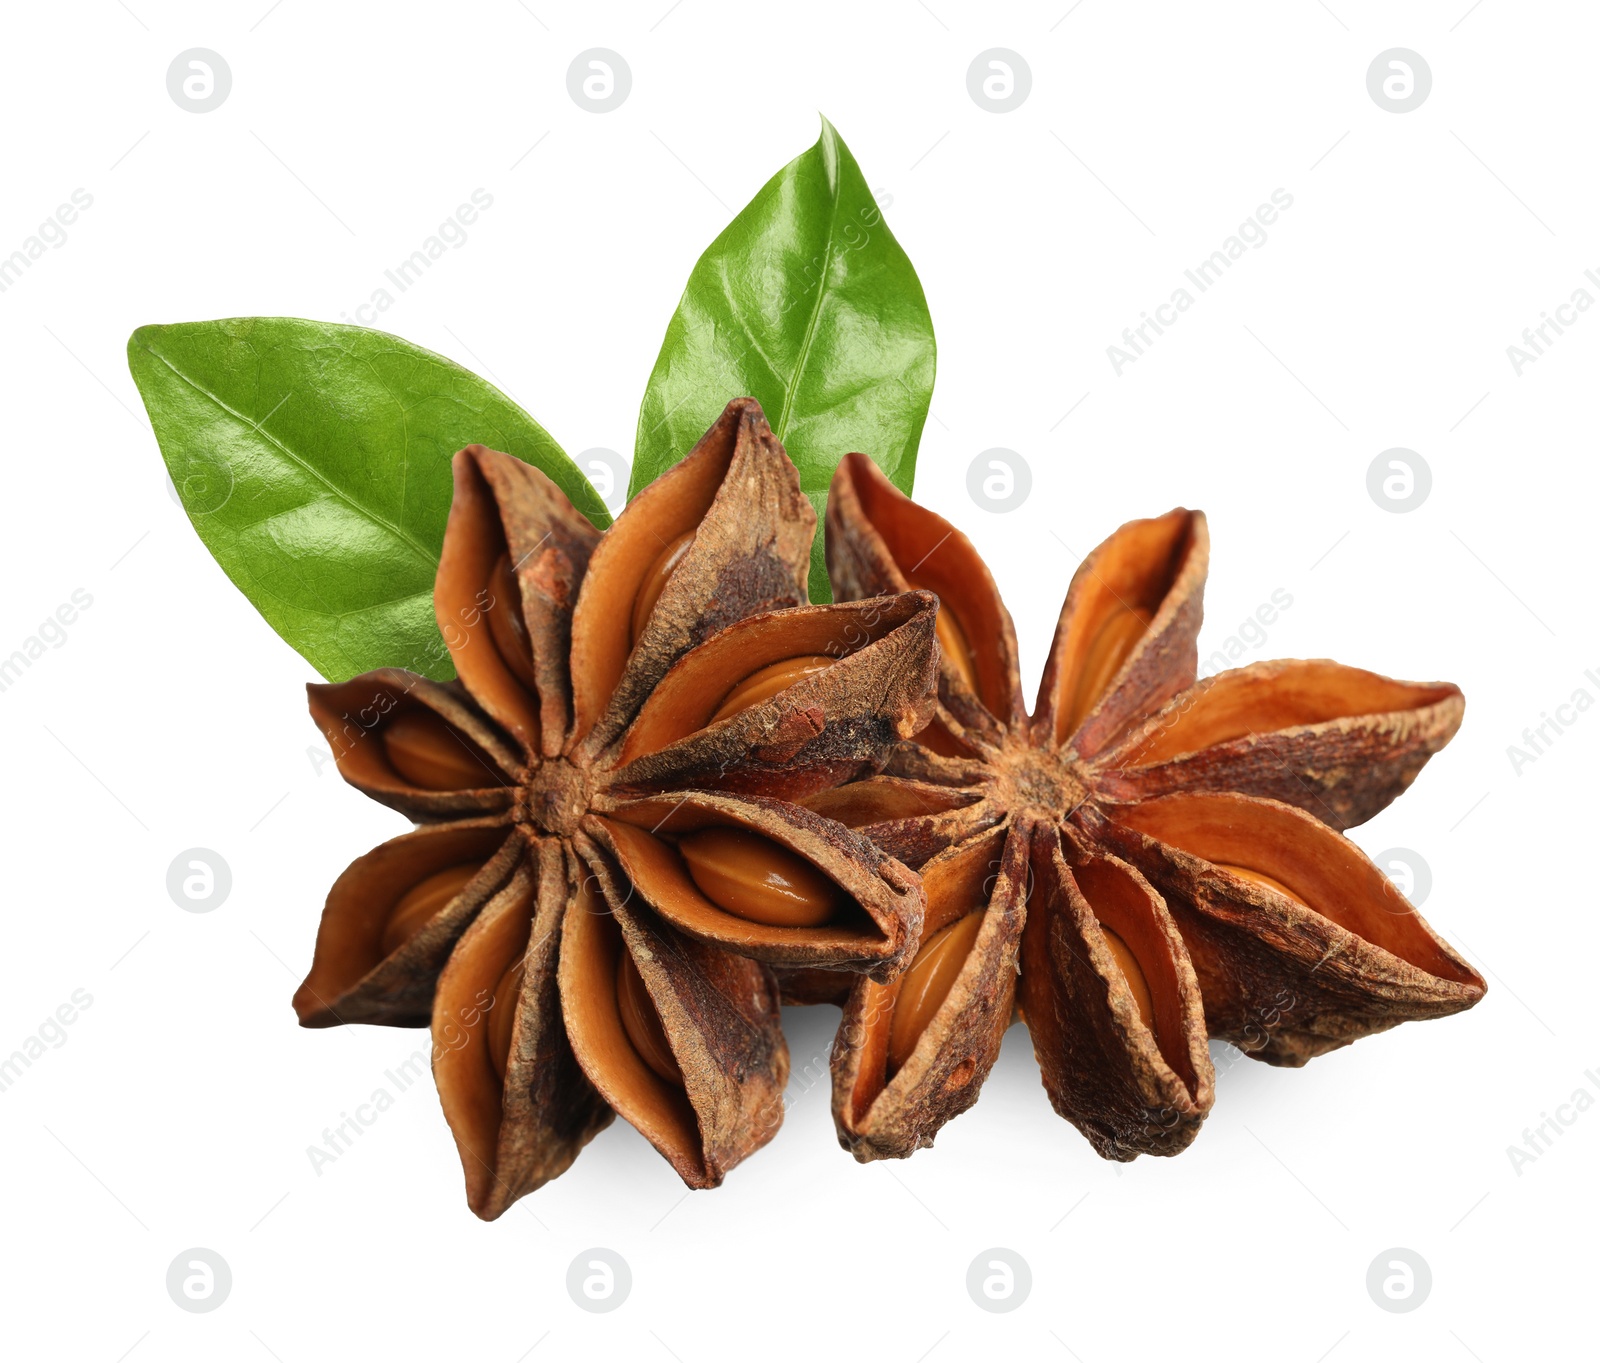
[
  {"x1": 128, "y1": 317, "x2": 609, "y2": 683},
  {"x1": 633, "y1": 117, "x2": 936, "y2": 601}
]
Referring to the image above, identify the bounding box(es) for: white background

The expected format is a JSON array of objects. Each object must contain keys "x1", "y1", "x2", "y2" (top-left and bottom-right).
[{"x1": 0, "y1": 2, "x2": 1593, "y2": 1360}]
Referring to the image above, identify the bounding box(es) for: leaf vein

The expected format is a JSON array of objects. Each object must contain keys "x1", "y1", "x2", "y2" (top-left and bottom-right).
[
  {"x1": 135, "y1": 340, "x2": 438, "y2": 568},
  {"x1": 772, "y1": 164, "x2": 844, "y2": 441}
]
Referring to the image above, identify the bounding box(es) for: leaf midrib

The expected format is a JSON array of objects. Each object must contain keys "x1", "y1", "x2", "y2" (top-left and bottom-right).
[
  {"x1": 771, "y1": 163, "x2": 844, "y2": 443},
  {"x1": 137, "y1": 338, "x2": 438, "y2": 569}
]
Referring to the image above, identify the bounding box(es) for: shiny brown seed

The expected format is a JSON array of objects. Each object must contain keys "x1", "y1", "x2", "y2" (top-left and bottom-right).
[
  {"x1": 381, "y1": 709, "x2": 499, "y2": 790},
  {"x1": 677, "y1": 826, "x2": 844, "y2": 928},
  {"x1": 381, "y1": 863, "x2": 481, "y2": 956},
  {"x1": 933, "y1": 606, "x2": 980, "y2": 694},
  {"x1": 615, "y1": 951, "x2": 683, "y2": 1085},
  {"x1": 1099, "y1": 924, "x2": 1154, "y2": 1031},
  {"x1": 1215, "y1": 863, "x2": 1308, "y2": 906},
  {"x1": 630, "y1": 531, "x2": 696, "y2": 645},
  {"x1": 487, "y1": 552, "x2": 539, "y2": 691},
  {"x1": 488, "y1": 957, "x2": 525, "y2": 1082},
  {"x1": 1064, "y1": 604, "x2": 1153, "y2": 737},
  {"x1": 887, "y1": 910, "x2": 984, "y2": 1073},
  {"x1": 710, "y1": 654, "x2": 834, "y2": 722}
]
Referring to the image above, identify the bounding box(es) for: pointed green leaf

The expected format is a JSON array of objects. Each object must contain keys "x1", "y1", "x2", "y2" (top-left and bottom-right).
[
  {"x1": 128, "y1": 317, "x2": 608, "y2": 682},
  {"x1": 633, "y1": 117, "x2": 936, "y2": 601}
]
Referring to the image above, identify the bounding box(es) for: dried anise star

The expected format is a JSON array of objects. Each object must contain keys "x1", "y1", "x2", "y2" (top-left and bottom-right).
[
  {"x1": 810, "y1": 453, "x2": 1486, "y2": 1163},
  {"x1": 294, "y1": 400, "x2": 937, "y2": 1217}
]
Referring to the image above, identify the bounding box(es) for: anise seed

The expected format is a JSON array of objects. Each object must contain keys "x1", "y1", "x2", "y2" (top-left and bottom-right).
[
  {"x1": 630, "y1": 531, "x2": 696, "y2": 645},
  {"x1": 1064, "y1": 604, "x2": 1152, "y2": 738},
  {"x1": 933, "y1": 608, "x2": 980, "y2": 694},
  {"x1": 887, "y1": 909, "x2": 984, "y2": 1073},
  {"x1": 382, "y1": 709, "x2": 498, "y2": 790},
  {"x1": 382, "y1": 863, "x2": 481, "y2": 955},
  {"x1": 488, "y1": 957, "x2": 525, "y2": 1081},
  {"x1": 1214, "y1": 862, "x2": 1307, "y2": 906},
  {"x1": 1098, "y1": 924, "x2": 1154, "y2": 1031},
  {"x1": 711, "y1": 655, "x2": 834, "y2": 722},
  {"x1": 615, "y1": 951, "x2": 683, "y2": 1085},
  {"x1": 678, "y1": 826, "x2": 843, "y2": 928},
  {"x1": 487, "y1": 552, "x2": 539, "y2": 691}
]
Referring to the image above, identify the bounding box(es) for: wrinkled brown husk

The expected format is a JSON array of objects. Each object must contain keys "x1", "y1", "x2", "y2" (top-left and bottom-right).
[
  {"x1": 572, "y1": 838, "x2": 788, "y2": 1186},
  {"x1": 1021, "y1": 823, "x2": 1213, "y2": 1159},
  {"x1": 826, "y1": 451, "x2": 1020, "y2": 740},
  {"x1": 1033, "y1": 508, "x2": 1209, "y2": 757},
  {"x1": 832, "y1": 824, "x2": 1026, "y2": 1161},
  {"x1": 1089, "y1": 792, "x2": 1486, "y2": 1065},
  {"x1": 432, "y1": 849, "x2": 612, "y2": 1220},
  {"x1": 804, "y1": 775, "x2": 991, "y2": 869},
  {"x1": 821, "y1": 454, "x2": 1483, "y2": 1155},
  {"x1": 609, "y1": 593, "x2": 938, "y2": 797},
  {"x1": 1094, "y1": 659, "x2": 1466, "y2": 831},
  {"x1": 589, "y1": 792, "x2": 924, "y2": 981},
  {"x1": 773, "y1": 966, "x2": 854, "y2": 1007},
  {"x1": 307, "y1": 670, "x2": 520, "y2": 820},
  {"x1": 568, "y1": 398, "x2": 815, "y2": 752},
  {"x1": 294, "y1": 819, "x2": 520, "y2": 1027},
  {"x1": 435, "y1": 444, "x2": 599, "y2": 759},
  {"x1": 307, "y1": 398, "x2": 941, "y2": 1213}
]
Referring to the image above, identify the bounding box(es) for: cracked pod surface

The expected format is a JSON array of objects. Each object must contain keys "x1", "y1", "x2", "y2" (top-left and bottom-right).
[
  {"x1": 814, "y1": 451, "x2": 1483, "y2": 1162},
  {"x1": 299, "y1": 401, "x2": 938, "y2": 1216}
]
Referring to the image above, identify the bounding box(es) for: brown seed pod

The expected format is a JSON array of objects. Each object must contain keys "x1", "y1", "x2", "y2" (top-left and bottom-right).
[
  {"x1": 567, "y1": 837, "x2": 788, "y2": 1188},
  {"x1": 608, "y1": 591, "x2": 939, "y2": 798},
  {"x1": 293, "y1": 818, "x2": 521, "y2": 1027},
  {"x1": 832, "y1": 824, "x2": 1026, "y2": 1161},
  {"x1": 1020, "y1": 823, "x2": 1212, "y2": 1159},
  {"x1": 1093, "y1": 659, "x2": 1466, "y2": 830},
  {"x1": 1088, "y1": 791, "x2": 1485, "y2": 1064},
  {"x1": 297, "y1": 400, "x2": 939, "y2": 1215},
  {"x1": 817, "y1": 450, "x2": 1485, "y2": 1160},
  {"x1": 432, "y1": 844, "x2": 611, "y2": 1217},
  {"x1": 589, "y1": 791, "x2": 923, "y2": 981}
]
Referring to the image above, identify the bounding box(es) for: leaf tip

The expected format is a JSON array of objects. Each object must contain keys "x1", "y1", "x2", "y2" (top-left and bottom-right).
[{"x1": 126, "y1": 323, "x2": 176, "y2": 378}]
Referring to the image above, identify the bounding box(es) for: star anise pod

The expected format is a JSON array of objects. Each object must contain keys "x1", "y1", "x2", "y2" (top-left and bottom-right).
[
  {"x1": 810, "y1": 453, "x2": 1486, "y2": 1162},
  {"x1": 294, "y1": 401, "x2": 937, "y2": 1217}
]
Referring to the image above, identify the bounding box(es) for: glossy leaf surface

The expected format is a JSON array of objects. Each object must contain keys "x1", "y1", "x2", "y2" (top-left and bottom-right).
[
  {"x1": 633, "y1": 118, "x2": 936, "y2": 600},
  {"x1": 129, "y1": 317, "x2": 608, "y2": 681}
]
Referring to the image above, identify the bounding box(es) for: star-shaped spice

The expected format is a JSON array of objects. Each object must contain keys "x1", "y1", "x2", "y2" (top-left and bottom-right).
[
  {"x1": 809, "y1": 453, "x2": 1486, "y2": 1162},
  {"x1": 295, "y1": 401, "x2": 937, "y2": 1216}
]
